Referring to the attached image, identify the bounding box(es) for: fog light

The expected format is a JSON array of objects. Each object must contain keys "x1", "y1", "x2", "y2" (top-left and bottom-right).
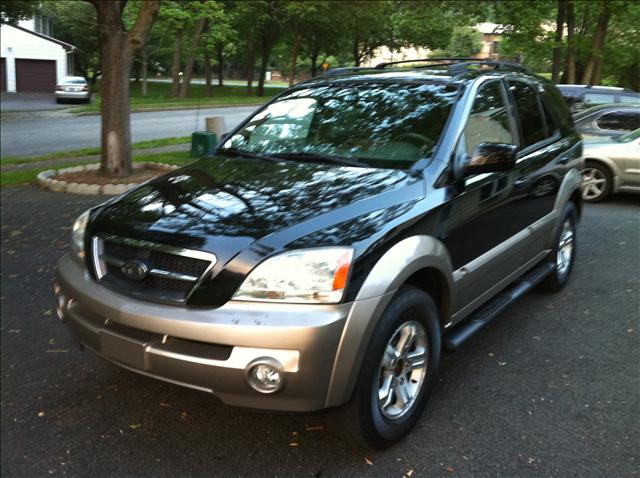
[{"x1": 245, "y1": 358, "x2": 284, "y2": 394}]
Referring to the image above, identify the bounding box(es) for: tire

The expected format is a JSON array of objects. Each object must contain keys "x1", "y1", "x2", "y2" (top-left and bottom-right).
[
  {"x1": 541, "y1": 202, "x2": 577, "y2": 292},
  {"x1": 581, "y1": 161, "x2": 612, "y2": 202},
  {"x1": 343, "y1": 286, "x2": 442, "y2": 449}
]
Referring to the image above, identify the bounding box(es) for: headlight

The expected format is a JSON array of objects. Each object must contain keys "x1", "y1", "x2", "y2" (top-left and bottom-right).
[
  {"x1": 233, "y1": 248, "x2": 353, "y2": 304},
  {"x1": 71, "y1": 209, "x2": 90, "y2": 260}
]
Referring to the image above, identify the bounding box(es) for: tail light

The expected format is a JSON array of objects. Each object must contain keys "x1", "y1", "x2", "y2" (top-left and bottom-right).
[{"x1": 82, "y1": 85, "x2": 89, "y2": 91}]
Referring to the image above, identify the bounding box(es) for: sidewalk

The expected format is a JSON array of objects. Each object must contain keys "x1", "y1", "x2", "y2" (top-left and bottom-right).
[{"x1": 1, "y1": 143, "x2": 190, "y2": 174}]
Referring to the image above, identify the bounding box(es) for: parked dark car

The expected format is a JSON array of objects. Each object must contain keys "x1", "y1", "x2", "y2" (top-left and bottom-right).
[
  {"x1": 54, "y1": 59, "x2": 583, "y2": 448},
  {"x1": 557, "y1": 84, "x2": 640, "y2": 111},
  {"x1": 573, "y1": 104, "x2": 640, "y2": 138}
]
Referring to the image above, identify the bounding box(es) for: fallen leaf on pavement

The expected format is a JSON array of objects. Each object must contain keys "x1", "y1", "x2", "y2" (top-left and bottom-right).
[
  {"x1": 129, "y1": 424, "x2": 142, "y2": 429},
  {"x1": 365, "y1": 457, "x2": 373, "y2": 466}
]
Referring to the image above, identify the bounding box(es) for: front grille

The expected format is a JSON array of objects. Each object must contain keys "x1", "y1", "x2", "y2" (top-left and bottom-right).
[{"x1": 92, "y1": 236, "x2": 216, "y2": 304}]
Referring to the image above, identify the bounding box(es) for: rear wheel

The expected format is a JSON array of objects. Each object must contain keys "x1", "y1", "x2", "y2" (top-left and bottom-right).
[
  {"x1": 346, "y1": 286, "x2": 442, "y2": 448},
  {"x1": 581, "y1": 161, "x2": 612, "y2": 202},
  {"x1": 541, "y1": 202, "x2": 577, "y2": 292}
]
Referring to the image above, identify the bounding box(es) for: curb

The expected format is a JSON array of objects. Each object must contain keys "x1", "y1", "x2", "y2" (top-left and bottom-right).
[{"x1": 37, "y1": 162, "x2": 178, "y2": 196}]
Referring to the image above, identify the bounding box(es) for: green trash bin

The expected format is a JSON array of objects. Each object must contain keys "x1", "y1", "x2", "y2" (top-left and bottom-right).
[{"x1": 191, "y1": 131, "x2": 218, "y2": 157}]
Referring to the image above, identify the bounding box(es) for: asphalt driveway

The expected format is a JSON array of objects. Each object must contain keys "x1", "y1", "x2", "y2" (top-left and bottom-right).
[
  {"x1": 0, "y1": 93, "x2": 71, "y2": 113},
  {"x1": 1, "y1": 186, "x2": 638, "y2": 477}
]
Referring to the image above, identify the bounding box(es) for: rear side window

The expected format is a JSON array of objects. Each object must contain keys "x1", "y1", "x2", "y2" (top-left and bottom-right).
[
  {"x1": 596, "y1": 110, "x2": 640, "y2": 131},
  {"x1": 464, "y1": 81, "x2": 514, "y2": 155},
  {"x1": 583, "y1": 92, "x2": 616, "y2": 105},
  {"x1": 509, "y1": 81, "x2": 547, "y2": 147},
  {"x1": 619, "y1": 95, "x2": 640, "y2": 105}
]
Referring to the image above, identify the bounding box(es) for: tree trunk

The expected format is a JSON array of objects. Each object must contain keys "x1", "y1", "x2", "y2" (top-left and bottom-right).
[
  {"x1": 551, "y1": 0, "x2": 566, "y2": 83},
  {"x1": 592, "y1": 56, "x2": 604, "y2": 85},
  {"x1": 257, "y1": 36, "x2": 274, "y2": 97},
  {"x1": 170, "y1": 30, "x2": 182, "y2": 97},
  {"x1": 204, "y1": 49, "x2": 212, "y2": 96},
  {"x1": 581, "y1": 1, "x2": 611, "y2": 84},
  {"x1": 92, "y1": 0, "x2": 159, "y2": 178},
  {"x1": 99, "y1": 33, "x2": 133, "y2": 177},
  {"x1": 353, "y1": 38, "x2": 360, "y2": 66},
  {"x1": 141, "y1": 49, "x2": 148, "y2": 96},
  {"x1": 245, "y1": 47, "x2": 255, "y2": 95},
  {"x1": 310, "y1": 48, "x2": 319, "y2": 77},
  {"x1": 179, "y1": 17, "x2": 206, "y2": 98},
  {"x1": 288, "y1": 31, "x2": 301, "y2": 86},
  {"x1": 566, "y1": 0, "x2": 576, "y2": 83},
  {"x1": 217, "y1": 45, "x2": 224, "y2": 87}
]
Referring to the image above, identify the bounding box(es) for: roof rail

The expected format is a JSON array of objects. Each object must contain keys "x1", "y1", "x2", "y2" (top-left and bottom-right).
[
  {"x1": 374, "y1": 57, "x2": 484, "y2": 69},
  {"x1": 323, "y1": 66, "x2": 375, "y2": 77},
  {"x1": 375, "y1": 57, "x2": 529, "y2": 76}
]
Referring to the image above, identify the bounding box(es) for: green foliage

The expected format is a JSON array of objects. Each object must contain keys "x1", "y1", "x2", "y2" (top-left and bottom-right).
[
  {"x1": 436, "y1": 26, "x2": 483, "y2": 57},
  {"x1": 0, "y1": 0, "x2": 40, "y2": 24}
]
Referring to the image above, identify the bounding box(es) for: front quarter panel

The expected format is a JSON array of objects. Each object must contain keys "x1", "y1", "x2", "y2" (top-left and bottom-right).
[{"x1": 325, "y1": 235, "x2": 453, "y2": 407}]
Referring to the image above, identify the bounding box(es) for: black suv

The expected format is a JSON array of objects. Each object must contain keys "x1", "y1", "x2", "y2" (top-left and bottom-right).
[{"x1": 54, "y1": 59, "x2": 583, "y2": 448}]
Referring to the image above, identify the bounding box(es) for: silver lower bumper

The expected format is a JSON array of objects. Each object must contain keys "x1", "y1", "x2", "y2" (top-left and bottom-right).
[{"x1": 55, "y1": 255, "x2": 353, "y2": 412}]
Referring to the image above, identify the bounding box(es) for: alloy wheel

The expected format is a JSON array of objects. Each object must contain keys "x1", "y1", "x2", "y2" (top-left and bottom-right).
[
  {"x1": 581, "y1": 168, "x2": 608, "y2": 200},
  {"x1": 377, "y1": 320, "x2": 428, "y2": 420}
]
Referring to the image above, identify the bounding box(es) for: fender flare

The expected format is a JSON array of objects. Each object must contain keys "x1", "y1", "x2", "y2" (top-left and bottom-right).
[{"x1": 325, "y1": 235, "x2": 454, "y2": 407}]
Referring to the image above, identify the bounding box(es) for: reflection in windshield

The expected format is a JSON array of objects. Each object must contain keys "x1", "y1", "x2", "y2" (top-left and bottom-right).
[{"x1": 220, "y1": 83, "x2": 458, "y2": 168}]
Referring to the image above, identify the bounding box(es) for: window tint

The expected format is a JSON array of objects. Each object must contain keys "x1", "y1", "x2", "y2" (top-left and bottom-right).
[
  {"x1": 464, "y1": 81, "x2": 514, "y2": 155},
  {"x1": 596, "y1": 110, "x2": 640, "y2": 131},
  {"x1": 583, "y1": 92, "x2": 616, "y2": 105},
  {"x1": 540, "y1": 99, "x2": 558, "y2": 136},
  {"x1": 509, "y1": 81, "x2": 546, "y2": 146}
]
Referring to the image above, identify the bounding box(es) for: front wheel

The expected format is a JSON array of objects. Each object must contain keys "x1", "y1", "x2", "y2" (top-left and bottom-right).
[{"x1": 348, "y1": 286, "x2": 442, "y2": 448}]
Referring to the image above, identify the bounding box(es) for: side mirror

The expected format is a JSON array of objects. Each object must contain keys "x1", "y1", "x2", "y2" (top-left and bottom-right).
[{"x1": 465, "y1": 143, "x2": 517, "y2": 176}]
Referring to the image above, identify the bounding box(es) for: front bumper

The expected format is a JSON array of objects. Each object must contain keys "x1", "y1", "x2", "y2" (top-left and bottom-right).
[{"x1": 55, "y1": 254, "x2": 353, "y2": 411}]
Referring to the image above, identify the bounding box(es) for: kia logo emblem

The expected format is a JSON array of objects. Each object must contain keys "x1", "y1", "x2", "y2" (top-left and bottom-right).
[{"x1": 120, "y1": 260, "x2": 148, "y2": 281}]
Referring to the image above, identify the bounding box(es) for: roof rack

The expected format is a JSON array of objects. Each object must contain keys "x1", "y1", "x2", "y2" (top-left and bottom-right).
[
  {"x1": 323, "y1": 66, "x2": 375, "y2": 77},
  {"x1": 374, "y1": 57, "x2": 529, "y2": 76}
]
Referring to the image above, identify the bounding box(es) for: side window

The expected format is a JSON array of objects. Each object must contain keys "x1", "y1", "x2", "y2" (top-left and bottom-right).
[
  {"x1": 596, "y1": 111, "x2": 640, "y2": 131},
  {"x1": 509, "y1": 81, "x2": 546, "y2": 147},
  {"x1": 464, "y1": 81, "x2": 514, "y2": 156},
  {"x1": 619, "y1": 95, "x2": 640, "y2": 105},
  {"x1": 540, "y1": 98, "x2": 559, "y2": 136},
  {"x1": 583, "y1": 92, "x2": 616, "y2": 105}
]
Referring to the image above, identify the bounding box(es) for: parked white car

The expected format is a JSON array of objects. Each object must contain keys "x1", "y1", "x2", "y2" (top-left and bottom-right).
[
  {"x1": 581, "y1": 129, "x2": 640, "y2": 202},
  {"x1": 55, "y1": 76, "x2": 91, "y2": 103}
]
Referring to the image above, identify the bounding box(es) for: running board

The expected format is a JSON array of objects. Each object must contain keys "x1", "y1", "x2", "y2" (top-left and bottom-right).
[{"x1": 444, "y1": 261, "x2": 555, "y2": 352}]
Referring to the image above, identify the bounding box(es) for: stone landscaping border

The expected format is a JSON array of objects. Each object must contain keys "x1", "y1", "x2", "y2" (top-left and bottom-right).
[{"x1": 37, "y1": 162, "x2": 178, "y2": 195}]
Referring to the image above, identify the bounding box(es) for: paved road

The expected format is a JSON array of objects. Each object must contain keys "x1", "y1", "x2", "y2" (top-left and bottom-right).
[
  {"x1": 1, "y1": 187, "x2": 638, "y2": 477},
  {"x1": 0, "y1": 106, "x2": 258, "y2": 158}
]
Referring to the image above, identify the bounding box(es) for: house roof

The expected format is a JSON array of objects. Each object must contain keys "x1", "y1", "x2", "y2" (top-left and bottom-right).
[{"x1": 8, "y1": 24, "x2": 75, "y2": 51}]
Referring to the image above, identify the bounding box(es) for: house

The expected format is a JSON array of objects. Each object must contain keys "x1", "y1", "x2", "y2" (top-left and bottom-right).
[
  {"x1": 0, "y1": 15, "x2": 75, "y2": 93},
  {"x1": 361, "y1": 23, "x2": 504, "y2": 68}
]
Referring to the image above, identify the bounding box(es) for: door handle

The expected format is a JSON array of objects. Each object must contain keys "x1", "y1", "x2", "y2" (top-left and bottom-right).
[{"x1": 514, "y1": 176, "x2": 530, "y2": 188}]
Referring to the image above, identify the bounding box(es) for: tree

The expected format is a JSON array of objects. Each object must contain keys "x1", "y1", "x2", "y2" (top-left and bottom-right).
[
  {"x1": 439, "y1": 26, "x2": 483, "y2": 57},
  {"x1": 565, "y1": 0, "x2": 576, "y2": 83},
  {"x1": 90, "y1": 0, "x2": 160, "y2": 177},
  {"x1": 1, "y1": 0, "x2": 40, "y2": 24},
  {"x1": 580, "y1": 0, "x2": 611, "y2": 84},
  {"x1": 201, "y1": 3, "x2": 237, "y2": 91},
  {"x1": 551, "y1": 0, "x2": 566, "y2": 82},
  {"x1": 336, "y1": 1, "x2": 392, "y2": 66}
]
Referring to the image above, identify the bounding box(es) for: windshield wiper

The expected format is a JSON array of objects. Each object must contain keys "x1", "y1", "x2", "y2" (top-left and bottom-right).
[
  {"x1": 270, "y1": 152, "x2": 369, "y2": 167},
  {"x1": 215, "y1": 147, "x2": 281, "y2": 162}
]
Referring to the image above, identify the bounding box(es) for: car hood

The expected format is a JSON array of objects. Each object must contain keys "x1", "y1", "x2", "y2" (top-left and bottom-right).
[{"x1": 87, "y1": 155, "x2": 424, "y2": 302}]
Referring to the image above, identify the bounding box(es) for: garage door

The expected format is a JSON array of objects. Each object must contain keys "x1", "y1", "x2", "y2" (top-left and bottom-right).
[
  {"x1": 15, "y1": 59, "x2": 56, "y2": 93},
  {"x1": 0, "y1": 58, "x2": 6, "y2": 92}
]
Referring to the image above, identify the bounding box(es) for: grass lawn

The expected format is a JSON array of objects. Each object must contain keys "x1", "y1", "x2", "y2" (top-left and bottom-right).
[
  {"x1": 1, "y1": 151, "x2": 193, "y2": 187},
  {"x1": 1, "y1": 136, "x2": 190, "y2": 166},
  {"x1": 71, "y1": 81, "x2": 280, "y2": 113}
]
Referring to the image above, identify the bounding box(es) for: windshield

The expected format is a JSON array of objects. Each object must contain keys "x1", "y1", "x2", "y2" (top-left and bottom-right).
[
  {"x1": 613, "y1": 128, "x2": 640, "y2": 142},
  {"x1": 219, "y1": 83, "x2": 458, "y2": 169}
]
